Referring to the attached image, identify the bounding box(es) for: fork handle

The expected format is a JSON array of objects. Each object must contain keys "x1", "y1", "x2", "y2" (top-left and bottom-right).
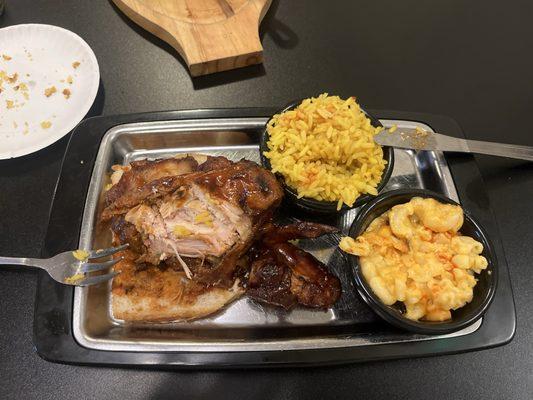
[
  {"x1": 0, "y1": 256, "x2": 41, "y2": 268},
  {"x1": 465, "y1": 139, "x2": 533, "y2": 161}
]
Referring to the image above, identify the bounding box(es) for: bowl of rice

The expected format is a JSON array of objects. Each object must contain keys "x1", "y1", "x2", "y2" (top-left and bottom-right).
[{"x1": 260, "y1": 94, "x2": 394, "y2": 213}]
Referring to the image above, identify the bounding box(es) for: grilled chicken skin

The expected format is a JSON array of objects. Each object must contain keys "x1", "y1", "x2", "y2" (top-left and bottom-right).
[
  {"x1": 103, "y1": 156, "x2": 283, "y2": 287},
  {"x1": 247, "y1": 222, "x2": 341, "y2": 309}
]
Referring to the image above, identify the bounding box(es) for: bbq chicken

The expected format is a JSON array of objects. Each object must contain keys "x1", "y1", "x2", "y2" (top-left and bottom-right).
[{"x1": 101, "y1": 155, "x2": 341, "y2": 321}]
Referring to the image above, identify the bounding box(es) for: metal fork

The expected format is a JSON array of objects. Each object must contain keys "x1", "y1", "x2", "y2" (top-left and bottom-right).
[{"x1": 0, "y1": 244, "x2": 128, "y2": 286}]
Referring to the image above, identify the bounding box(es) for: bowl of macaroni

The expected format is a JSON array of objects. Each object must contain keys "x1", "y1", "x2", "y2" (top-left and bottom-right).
[{"x1": 340, "y1": 189, "x2": 497, "y2": 334}]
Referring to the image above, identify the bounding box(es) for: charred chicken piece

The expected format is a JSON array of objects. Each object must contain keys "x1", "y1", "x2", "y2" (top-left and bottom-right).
[
  {"x1": 247, "y1": 222, "x2": 342, "y2": 309},
  {"x1": 271, "y1": 242, "x2": 341, "y2": 308},
  {"x1": 247, "y1": 245, "x2": 297, "y2": 309},
  {"x1": 261, "y1": 221, "x2": 339, "y2": 244},
  {"x1": 110, "y1": 215, "x2": 145, "y2": 255},
  {"x1": 103, "y1": 156, "x2": 283, "y2": 288}
]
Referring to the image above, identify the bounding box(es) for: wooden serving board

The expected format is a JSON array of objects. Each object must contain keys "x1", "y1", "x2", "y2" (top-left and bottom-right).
[{"x1": 112, "y1": 0, "x2": 272, "y2": 76}]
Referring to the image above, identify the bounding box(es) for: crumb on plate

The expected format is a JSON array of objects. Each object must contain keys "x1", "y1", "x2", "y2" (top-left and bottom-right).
[
  {"x1": 2, "y1": 54, "x2": 12, "y2": 61},
  {"x1": 72, "y1": 61, "x2": 80, "y2": 69},
  {"x1": 66, "y1": 75, "x2": 73, "y2": 84},
  {"x1": 40, "y1": 120, "x2": 52, "y2": 129},
  {"x1": 6, "y1": 99, "x2": 14, "y2": 109},
  {"x1": 62, "y1": 88, "x2": 71, "y2": 99},
  {"x1": 44, "y1": 86, "x2": 57, "y2": 97},
  {"x1": 14, "y1": 82, "x2": 29, "y2": 97},
  {"x1": 6, "y1": 72, "x2": 18, "y2": 84}
]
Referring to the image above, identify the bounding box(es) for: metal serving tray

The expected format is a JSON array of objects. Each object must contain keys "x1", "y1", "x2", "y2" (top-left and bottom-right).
[{"x1": 72, "y1": 117, "x2": 481, "y2": 353}]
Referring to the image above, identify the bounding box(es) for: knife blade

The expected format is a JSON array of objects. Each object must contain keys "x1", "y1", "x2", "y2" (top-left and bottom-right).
[{"x1": 374, "y1": 127, "x2": 533, "y2": 161}]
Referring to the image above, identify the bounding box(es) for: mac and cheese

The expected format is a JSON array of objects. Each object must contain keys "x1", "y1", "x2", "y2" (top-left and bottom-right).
[{"x1": 340, "y1": 197, "x2": 488, "y2": 321}]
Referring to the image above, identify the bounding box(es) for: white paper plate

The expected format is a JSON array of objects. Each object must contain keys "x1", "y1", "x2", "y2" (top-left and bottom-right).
[{"x1": 0, "y1": 24, "x2": 99, "y2": 159}]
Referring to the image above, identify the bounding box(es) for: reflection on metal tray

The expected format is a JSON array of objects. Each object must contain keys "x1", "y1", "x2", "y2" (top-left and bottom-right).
[{"x1": 73, "y1": 117, "x2": 481, "y2": 352}]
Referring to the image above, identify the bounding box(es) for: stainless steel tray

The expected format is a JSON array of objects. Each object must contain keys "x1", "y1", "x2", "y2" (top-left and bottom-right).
[{"x1": 73, "y1": 117, "x2": 481, "y2": 353}]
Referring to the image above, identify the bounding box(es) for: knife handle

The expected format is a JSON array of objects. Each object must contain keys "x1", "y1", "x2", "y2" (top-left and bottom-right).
[{"x1": 465, "y1": 139, "x2": 533, "y2": 161}]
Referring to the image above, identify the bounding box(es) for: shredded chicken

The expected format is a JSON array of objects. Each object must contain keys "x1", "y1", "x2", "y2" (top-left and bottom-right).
[{"x1": 102, "y1": 156, "x2": 283, "y2": 287}]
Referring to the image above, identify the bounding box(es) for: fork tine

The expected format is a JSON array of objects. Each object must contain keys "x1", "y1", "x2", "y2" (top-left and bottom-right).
[
  {"x1": 76, "y1": 271, "x2": 120, "y2": 287},
  {"x1": 87, "y1": 244, "x2": 129, "y2": 259},
  {"x1": 80, "y1": 257, "x2": 123, "y2": 273}
]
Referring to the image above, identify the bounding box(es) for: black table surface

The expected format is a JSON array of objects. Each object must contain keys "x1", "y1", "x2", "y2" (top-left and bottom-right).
[{"x1": 1, "y1": 1, "x2": 532, "y2": 399}]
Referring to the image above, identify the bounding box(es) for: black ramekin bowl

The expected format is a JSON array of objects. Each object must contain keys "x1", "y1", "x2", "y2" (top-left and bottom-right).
[
  {"x1": 259, "y1": 99, "x2": 395, "y2": 214},
  {"x1": 347, "y1": 188, "x2": 498, "y2": 335}
]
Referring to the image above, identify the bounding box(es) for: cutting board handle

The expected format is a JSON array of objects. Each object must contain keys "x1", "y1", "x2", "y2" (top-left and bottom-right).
[{"x1": 113, "y1": 0, "x2": 272, "y2": 76}]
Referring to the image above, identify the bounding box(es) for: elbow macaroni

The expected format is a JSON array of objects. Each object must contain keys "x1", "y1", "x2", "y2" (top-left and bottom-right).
[{"x1": 340, "y1": 197, "x2": 488, "y2": 322}]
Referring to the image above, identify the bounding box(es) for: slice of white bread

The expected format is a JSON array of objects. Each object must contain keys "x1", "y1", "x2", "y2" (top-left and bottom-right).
[{"x1": 111, "y1": 250, "x2": 243, "y2": 322}]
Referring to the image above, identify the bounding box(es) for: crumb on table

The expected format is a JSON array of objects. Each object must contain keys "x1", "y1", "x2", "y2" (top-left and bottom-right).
[
  {"x1": 40, "y1": 121, "x2": 52, "y2": 129},
  {"x1": 44, "y1": 86, "x2": 57, "y2": 97},
  {"x1": 62, "y1": 88, "x2": 71, "y2": 99}
]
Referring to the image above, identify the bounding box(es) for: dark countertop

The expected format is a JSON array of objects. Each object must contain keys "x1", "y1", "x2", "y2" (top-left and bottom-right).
[{"x1": 0, "y1": 1, "x2": 532, "y2": 399}]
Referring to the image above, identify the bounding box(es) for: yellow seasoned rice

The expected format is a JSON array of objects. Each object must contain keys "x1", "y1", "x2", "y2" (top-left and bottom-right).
[{"x1": 264, "y1": 94, "x2": 386, "y2": 210}]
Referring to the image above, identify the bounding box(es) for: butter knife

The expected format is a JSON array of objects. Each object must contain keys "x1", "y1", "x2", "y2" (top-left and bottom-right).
[{"x1": 374, "y1": 127, "x2": 533, "y2": 161}]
